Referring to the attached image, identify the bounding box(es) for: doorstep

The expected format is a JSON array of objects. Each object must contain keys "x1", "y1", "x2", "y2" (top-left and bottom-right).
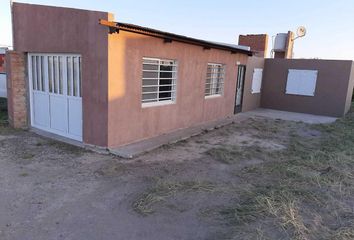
[
  {"x1": 31, "y1": 128, "x2": 109, "y2": 155},
  {"x1": 242, "y1": 108, "x2": 338, "y2": 124},
  {"x1": 31, "y1": 108, "x2": 338, "y2": 159},
  {"x1": 109, "y1": 114, "x2": 250, "y2": 159}
]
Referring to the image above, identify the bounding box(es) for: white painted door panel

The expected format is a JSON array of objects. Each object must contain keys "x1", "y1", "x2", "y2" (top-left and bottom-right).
[
  {"x1": 251, "y1": 68, "x2": 263, "y2": 94},
  {"x1": 33, "y1": 92, "x2": 50, "y2": 127},
  {"x1": 49, "y1": 95, "x2": 68, "y2": 132},
  {"x1": 68, "y1": 98, "x2": 82, "y2": 138}
]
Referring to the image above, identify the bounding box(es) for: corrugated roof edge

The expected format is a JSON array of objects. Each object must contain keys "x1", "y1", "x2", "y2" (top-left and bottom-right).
[{"x1": 115, "y1": 22, "x2": 253, "y2": 56}]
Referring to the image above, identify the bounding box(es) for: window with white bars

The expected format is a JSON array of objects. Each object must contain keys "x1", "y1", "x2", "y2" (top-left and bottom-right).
[
  {"x1": 31, "y1": 54, "x2": 82, "y2": 97},
  {"x1": 142, "y1": 58, "x2": 177, "y2": 106},
  {"x1": 205, "y1": 63, "x2": 225, "y2": 97}
]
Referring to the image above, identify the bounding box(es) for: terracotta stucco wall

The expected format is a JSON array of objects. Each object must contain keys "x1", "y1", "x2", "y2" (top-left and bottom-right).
[
  {"x1": 261, "y1": 58, "x2": 353, "y2": 117},
  {"x1": 241, "y1": 57, "x2": 264, "y2": 112},
  {"x1": 12, "y1": 3, "x2": 110, "y2": 146},
  {"x1": 107, "y1": 31, "x2": 248, "y2": 147}
]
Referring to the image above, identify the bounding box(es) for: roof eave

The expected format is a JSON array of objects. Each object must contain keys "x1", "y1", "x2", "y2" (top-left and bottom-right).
[{"x1": 99, "y1": 19, "x2": 253, "y2": 56}]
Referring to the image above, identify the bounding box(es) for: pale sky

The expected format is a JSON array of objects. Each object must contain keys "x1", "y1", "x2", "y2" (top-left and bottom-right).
[{"x1": 1, "y1": 0, "x2": 354, "y2": 60}]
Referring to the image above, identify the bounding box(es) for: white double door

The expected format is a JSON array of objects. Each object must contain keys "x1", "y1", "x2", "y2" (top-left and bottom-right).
[{"x1": 28, "y1": 54, "x2": 83, "y2": 141}]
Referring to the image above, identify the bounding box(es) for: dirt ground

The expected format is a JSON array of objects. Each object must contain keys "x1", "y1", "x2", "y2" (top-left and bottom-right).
[{"x1": 1, "y1": 106, "x2": 354, "y2": 240}]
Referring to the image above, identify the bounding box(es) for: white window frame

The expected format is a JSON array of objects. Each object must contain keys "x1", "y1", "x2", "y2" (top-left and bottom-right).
[
  {"x1": 141, "y1": 57, "x2": 178, "y2": 107},
  {"x1": 251, "y1": 68, "x2": 263, "y2": 94},
  {"x1": 205, "y1": 63, "x2": 225, "y2": 98}
]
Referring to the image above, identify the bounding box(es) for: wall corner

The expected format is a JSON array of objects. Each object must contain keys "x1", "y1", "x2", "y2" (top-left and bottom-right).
[
  {"x1": 6, "y1": 51, "x2": 28, "y2": 129},
  {"x1": 344, "y1": 61, "x2": 354, "y2": 115}
]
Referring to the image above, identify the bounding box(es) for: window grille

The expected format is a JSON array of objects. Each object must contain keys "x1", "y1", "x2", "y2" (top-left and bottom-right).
[
  {"x1": 205, "y1": 63, "x2": 225, "y2": 97},
  {"x1": 142, "y1": 57, "x2": 177, "y2": 106}
]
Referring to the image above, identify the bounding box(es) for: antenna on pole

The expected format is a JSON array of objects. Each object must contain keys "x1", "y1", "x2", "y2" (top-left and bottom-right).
[{"x1": 292, "y1": 26, "x2": 307, "y2": 41}]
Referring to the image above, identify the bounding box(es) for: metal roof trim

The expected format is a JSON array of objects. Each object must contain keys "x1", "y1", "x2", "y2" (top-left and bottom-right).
[{"x1": 113, "y1": 21, "x2": 253, "y2": 56}]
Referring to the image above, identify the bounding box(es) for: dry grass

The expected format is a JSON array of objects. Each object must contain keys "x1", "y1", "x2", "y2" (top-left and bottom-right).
[
  {"x1": 21, "y1": 152, "x2": 35, "y2": 160},
  {"x1": 205, "y1": 146, "x2": 255, "y2": 164},
  {"x1": 19, "y1": 172, "x2": 29, "y2": 177},
  {"x1": 203, "y1": 104, "x2": 354, "y2": 239},
  {"x1": 332, "y1": 227, "x2": 354, "y2": 240},
  {"x1": 0, "y1": 99, "x2": 22, "y2": 135},
  {"x1": 132, "y1": 179, "x2": 216, "y2": 216},
  {"x1": 94, "y1": 161, "x2": 126, "y2": 177},
  {"x1": 46, "y1": 140, "x2": 85, "y2": 156},
  {"x1": 128, "y1": 104, "x2": 354, "y2": 239},
  {"x1": 256, "y1": 192, "x2": 309, "y2": 240}
]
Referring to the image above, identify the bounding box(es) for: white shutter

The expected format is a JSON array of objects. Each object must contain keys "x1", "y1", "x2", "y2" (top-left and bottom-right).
[
  {"x1": 251, "y1": 68, "x2": 263, "y2": 94},
  {"x1": 286, "y1": 69, "x2": 318, "y2": 96}
]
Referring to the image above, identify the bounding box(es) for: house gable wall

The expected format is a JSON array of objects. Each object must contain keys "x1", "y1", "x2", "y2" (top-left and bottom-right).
[{"x1": 12, "y1": 3, "x2": 110, "y2": 146}]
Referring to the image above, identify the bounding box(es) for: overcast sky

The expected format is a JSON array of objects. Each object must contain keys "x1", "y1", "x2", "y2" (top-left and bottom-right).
[{"x1": 1, "y1": 0, "x2": 354, "y2": 60}]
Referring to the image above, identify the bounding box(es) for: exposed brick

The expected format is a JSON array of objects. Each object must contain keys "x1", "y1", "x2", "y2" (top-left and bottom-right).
[
  {"x1": 238, "y1": 34, "x2": 268, "y2": 58},
  {"x1": 6, "y1": 51, "x2": 28, "y2": 129}
]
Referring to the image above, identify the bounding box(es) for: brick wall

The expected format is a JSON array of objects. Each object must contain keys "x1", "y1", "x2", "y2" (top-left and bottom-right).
[
  {"x1": 238, "y1": 34, "x2": 268, "y2": 58},
  {"x1": 6, "y1": 51, "x2": 28, "y2": 128}
]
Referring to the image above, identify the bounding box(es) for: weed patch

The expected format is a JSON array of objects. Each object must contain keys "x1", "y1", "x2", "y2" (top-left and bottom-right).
[
  {"x1": 21, "y1": 153, "x2": 35, "y2": 160},
  {"x1": 133, "y1": 179, "x2": 216, "y2": 216},
  {"x1": 94, "y1": 161, "x2": 126, "y2": 177},
  {"x1": 205, "y1": 104, "x2": 354, "y2": 239},
  {"x1": 206, "y1": 145, "x2": 263, "y2": 164},
  {"x1": 19, "y1": 172, "x2": 29, "y2": 177},
  {"x1": 46, "y1": 140, "x2": 84, "y2": 156}
]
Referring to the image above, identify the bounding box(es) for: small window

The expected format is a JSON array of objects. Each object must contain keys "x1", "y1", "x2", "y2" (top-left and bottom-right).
[
  {"x1": 142, "y1": 57, "x2": 177, "y2": 106},
  {"x1": 48, "y1": 56, "x2": 53, "y2": 93},
  {"x1": 53, "y1": 56, "x2": 58, "y2": 94},
  {"x1": 67, "y1": 56, "x2": 72, "y2": 96},
  {"x1": 205, "y1": 63, "x2": 225, "y2": 97},
  {"x1": 72, "y1": 56, "x2": 81, "y2": 97},
  {"x1": 286, "y1": 69, "x2": 318, "y2": 96},
  {"x1": 31, "y1": 55, "x2": 45, "y2": 92},
  {"x1": 58, "y1": 56, "x2": 64, "y2": 94},
  {"x1": 251, "y1": 68, "x2": 263, "y2": 94}
]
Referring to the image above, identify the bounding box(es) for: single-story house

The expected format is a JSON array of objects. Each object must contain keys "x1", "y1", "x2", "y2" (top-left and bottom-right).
[
  {"x1": 6, "y1": 3, "x2": 354, "y2": 151},
  {"x1": 8, "y1": 3, "x2": 254, "y2": 148}
]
